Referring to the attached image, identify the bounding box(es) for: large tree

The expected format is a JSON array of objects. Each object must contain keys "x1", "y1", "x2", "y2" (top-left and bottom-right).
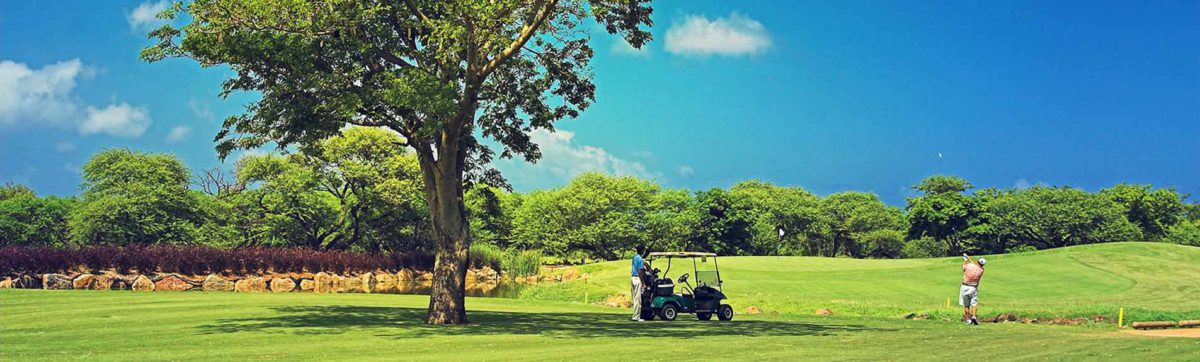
[{"x1": 142, "y1": 0, "x2": 652, "y2": 324}]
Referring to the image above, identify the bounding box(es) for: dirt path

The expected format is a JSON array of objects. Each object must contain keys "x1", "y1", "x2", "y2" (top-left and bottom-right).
[{"x1": 1120, "y1": 328, "x2": 1200, "y2": 338}]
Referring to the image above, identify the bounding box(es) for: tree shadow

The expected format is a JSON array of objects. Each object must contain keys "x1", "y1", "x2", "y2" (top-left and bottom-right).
[{"x1": 196, "y1": 305, "x2": 888, "y2": 339}]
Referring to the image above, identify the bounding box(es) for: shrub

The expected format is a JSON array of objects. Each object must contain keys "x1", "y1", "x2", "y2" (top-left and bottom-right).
[
  {"x1": 901, "y1": 237, "x2": 948, "y2": 259},
  {"x1": 1164, "y1": 221, "x2": 1200, "y2": 246},
  {"x1": 1005, "y1": 245, "x2": 1039, "y2": 254},
  {"x1": 503, "y1": 249, "x2": 542, "y2": 277},
  {"x1": 0, "y1": 245, "x2": 423, "y2": 277},
  {"x1": 469, "y1": 243, "x2": 505, "y2": 270}
]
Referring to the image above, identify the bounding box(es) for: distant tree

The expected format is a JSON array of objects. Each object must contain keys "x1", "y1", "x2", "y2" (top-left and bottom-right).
[
  {"x1": 860, "y1": 229, "x2": 906, "y2": 259},
  {"x1": 144, "y1": 0, "x2": 654, "y2": 324},
  {"x1": 0, "y1": 182, "x2": 36, "y2": 202},
  {"x1": 465, "y1": 186, "x2": 521, "y2": 248},
  {"x1": 821, "y1": 192, "x2": 904, "y2": 258},
  {"x1": 1163, "y1": 220, "x2": 1200, "y2": 246},
  {"x1": 987, "y1": 186, "x2": 1142, "y2": 248},
  {"x1": 1100, "y1": 184, "x2": 1183, "y2": 240},
  {"x1": 511, "y1": 172, "x2": 657, "y2": 260},
  {"x1": 642, "y1": 188, "x2": 701, "y2": 253},
  {"x1": 71, "y1": 149, "x2": 201, "y2": 244},
  {"x1": 906, "y1": 175, "x2": 976, "y2": 255},
  {"x1": 690, "y1": 188, "x2": 756, "y2": 256},
  {"x1": 235, "y1": 128, "x2": 426, "y2": 251},
  {"x1": 0, "y1": 196, "x2": 74, "y2": 247},
  {"x1": 728, "y1": 181, "x2": 828, "y2": 256}
]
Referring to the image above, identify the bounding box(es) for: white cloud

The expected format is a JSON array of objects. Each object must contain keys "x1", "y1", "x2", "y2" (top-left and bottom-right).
[
  {"x1": 166, "y1": 125, "x2": 191, "y2": 143},
  {"x1": 665, "y1": 12, "x2": 772, "y2": 56},
  {"x1": 495, "y1": 129, "x2": 658, "y2": 189},
  {"x1": 187, "y1": 98, "x2": 215, "y2": 121},
  {"x1": 54, "y1": 141, "x2": 75, "y2": 153},
  {"x1": 127, "y1": 1, "x2": 170, "y2": 31},
  {"x1": 677, "y1": 165, "x2": 695, "y2": 177},
  {"x1": 611, "y1": 38, "x2": 649, "y2": 56},
  {"x1": 0, "y1": 59, "x2": 88, "y2": 125},
  {"x1": 80, "y1": 103, "x2": 150, "y2": 138}
]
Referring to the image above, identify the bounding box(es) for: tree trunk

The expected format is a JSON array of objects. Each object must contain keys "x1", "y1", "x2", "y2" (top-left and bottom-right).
[{"x1": 417, "y1": 119, "x2": 473, "y2": 325}]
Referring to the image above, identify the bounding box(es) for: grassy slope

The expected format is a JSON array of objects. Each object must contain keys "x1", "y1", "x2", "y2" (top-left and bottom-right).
[
  {"x1": 524, "y1": 242, "x2": 1200, "y2": 322},
  {"x1": 4, "y1": 290, "x2": 1200, "y2": 361}
]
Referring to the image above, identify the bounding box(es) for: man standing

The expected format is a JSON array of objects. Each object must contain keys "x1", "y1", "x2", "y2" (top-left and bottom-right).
[
  {"x1": 630, "y1": 245, "x2": 647, "y2": 321},
  {"x1": 960, "y1": 253, "x2": 987, "y2": 325}
]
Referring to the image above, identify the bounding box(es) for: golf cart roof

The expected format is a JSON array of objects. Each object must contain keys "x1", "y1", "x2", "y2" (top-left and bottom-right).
[{"x1": 648, "y1": 252, "x2": 718, "y2": 259}]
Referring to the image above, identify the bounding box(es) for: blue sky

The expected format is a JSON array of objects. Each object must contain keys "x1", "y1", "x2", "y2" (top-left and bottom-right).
[{"x1": 1, "y1": 1, "x2": 1198, "y2": 205}]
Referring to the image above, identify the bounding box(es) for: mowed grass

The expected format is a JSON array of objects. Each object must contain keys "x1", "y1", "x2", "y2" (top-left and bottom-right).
[
  {"x1": 4, "y1": 290, "x2": 1200, "y2": 361},
  {"x1": 525, "y1": 242, "x2": 1200, "y2": 322}
]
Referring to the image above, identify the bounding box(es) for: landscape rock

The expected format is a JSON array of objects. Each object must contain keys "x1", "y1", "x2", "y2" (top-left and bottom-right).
[
  {"x1": 269, "y1": 277, "x2": 296, "y2": 292},
  {"x1": 604, "y1": 293, "x2": 632, "y2": 308},
  {"x1": 338, "y1": 275, "x2": 364, "y2": 293},
  {"x1": 43, "y1": 273, "x2": 73, "y2": 290},
  {"x1": 746, "y1": 306, "x2": 762, "y2": 314},
  {"x1": 374, "y1": 272, "x2": 397, "y2": 292},
  {"x1": 131, "y1": 275, "x2": 155, "y2": 291},
  {"x1": 15, "y1": 275, "x2": 41, "y2": 289},
  {"x1": 416, "y1": 271, "x2": 433, "y2": 281},
  {"x1": 479, "y1": 266, "x2": 499, "y2": 281},
  {"x1": 0, "y1": 278, "x2": 11, "y2": 289},
  {"x1": 359, "y1": 273, "x2": 377, "y2": 293},
  {"x1": 991, "y1": 313, "x2": 1019, "y2": 323},
  {"x1": 313, "y1": 272, "x2": 336, "y2": 293},
  {"x1": 234, "y1": 277, "x2": 267, "y2": 292},
  {"x1": 155, "y1": 274, "x2": 195, "y2": 291},
  {"x1": 562, "y1": 268, "x2": 580, "y2": 281},
  {"x1": 396, "y1": 268, "x2": 415, "y2": 281},
  {"x1": 299, "y1": 279, "x2": 316, "y2": 291},
  {"x1": 465, "y1": 269, "x2": 478, "y2": 284},
  {"x1": 72, "y1": 274, "x2": 97, "y2": 290},
  {"x1": 94, "y1": 274, "x2": 120, "y2": 290},
  {"x1": 815, "y1": 308, "x2": 834, "y2": 316},
  {"x1": 202, "y1": 275, "x2": 234, "y2": 292}
]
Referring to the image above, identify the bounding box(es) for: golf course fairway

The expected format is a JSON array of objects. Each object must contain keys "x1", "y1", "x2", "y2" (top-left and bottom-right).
[{"x1": 3, "y1": 242, "x2": 1200, "y2": 360}]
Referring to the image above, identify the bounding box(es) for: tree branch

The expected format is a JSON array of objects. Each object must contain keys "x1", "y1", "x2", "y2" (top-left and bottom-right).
[{"x1": 478, "y1": 0, "x2": 558, "y2": 80}]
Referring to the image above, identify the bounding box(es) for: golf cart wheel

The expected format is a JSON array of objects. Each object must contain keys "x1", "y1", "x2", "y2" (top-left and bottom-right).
[
  {"x1": 697, "y1": 312, "x2": 713, "y2": 321},
  {"x1": 717, "y1": 304, "x2": 734, "y2": 321},
  {"x1": 659, "y1": 304, "x2": 679, "y2": 321},
  {"x1": 640, "y1": 309, "x2": 656, "y2": 321}
]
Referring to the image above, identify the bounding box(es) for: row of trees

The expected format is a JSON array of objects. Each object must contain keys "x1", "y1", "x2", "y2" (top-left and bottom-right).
[{"x1": 4, "y1": 131, "x2": 1198, "y2": 260}]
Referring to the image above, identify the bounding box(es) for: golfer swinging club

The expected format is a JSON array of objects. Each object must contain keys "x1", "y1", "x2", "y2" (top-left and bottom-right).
[{"x1": 960, "y1": 253, "x2": 986, "y2": 325}]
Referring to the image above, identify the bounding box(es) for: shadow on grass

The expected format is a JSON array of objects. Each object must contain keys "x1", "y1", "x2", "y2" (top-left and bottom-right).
[{"x1": 196, "y1": 306, "x2": 888, "y2": 339}]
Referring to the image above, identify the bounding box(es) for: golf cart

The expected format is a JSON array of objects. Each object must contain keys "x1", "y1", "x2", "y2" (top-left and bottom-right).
[{"x1": 639, "y1": 251, "x2": 733, "y2": 321}]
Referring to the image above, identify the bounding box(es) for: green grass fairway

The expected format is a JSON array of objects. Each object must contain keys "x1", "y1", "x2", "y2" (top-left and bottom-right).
[
  {"x1": 3, "y1": 290, "x2": 1200, "y2": 361},
  {"x1": 526, "y1": 242, "x2": 1200, "y2": 322}
]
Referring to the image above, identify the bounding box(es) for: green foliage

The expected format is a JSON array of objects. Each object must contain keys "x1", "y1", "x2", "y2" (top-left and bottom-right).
[
  {"x1": 1163, "y1": 220, "x2": 1200, "y2": 246},
  {"x1": 0, "y1": 195, "x2": 74, "y2": 247},
  {"x1": 901, "y1": 237, "x2": 948, "y2": 258},
  {"x1": 0, "y1": 182, "x2": 36, "y2": 202},
  {"x1": 465, "y1": 186, "x2": 521, "y2": 248},
  {"x1": 821, "y1": 191, "x2": 904, "y2": 257},
  {"x1": 70, "y1": 149, "x2": 202, "y2": 245},
  {"x1": 512, "y1": 173, "x2": 660, "y2": 260},
  {"x1": 987, "y1": 186, "x2": 1142, "y2": 248},
  {"x1": 1100, "y1": 184, "x2": 1184, "y2": 240},
  {"x1": 905, "y1": 175, "x2": 977, "y2": 254},
  {"x1": 468, "y1": 242, "x2": 541, "y2": 277},
  {"x1": 859, "y1": 229, "x2": 906, "y2": 258}
]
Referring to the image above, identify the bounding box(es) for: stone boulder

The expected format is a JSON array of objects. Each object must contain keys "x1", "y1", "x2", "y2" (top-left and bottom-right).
[
  {"x1": 202, "y1": 275, "x2": 234, "y2": 292},
  {"x1": 155, "y1": 274, "x2": 195, "y2": 291},
  {"x1": 72, "y1": 274, "x2": 97, "y2": 290},
  {"x1": 338, "y1": 275, "x2": 364, "y2": 293},
  {"x1": 815, "y1": 308, "x2": 834, "y2": 316},
  {"x1": 43, "y1": 273, "x2": 73, "y2": 290},
  {"x1": 131, "y1": 275, "x2": 155, "y2": 291},
  {"x1": 415, "y1": 271, "x2": 433, "y2": 281},
  {"x1": 94, "y1": 274, "x2": 121, "y2": 290},
  {"x1": 270, "y1": 277, "x2": 296, "y2": 292},
  {"x1": 479, "y1": 266, "x2": 499, "y2": 281},
  {"x1": 396, "y1": 268, "x2": 415, "y2": 281},
  {"x1": 604, "y1": 294, "x2": 632, "y2": 308},
  {"x1": 746, "y1": 306, "x2": 762, "y2": 314},
  {"x1": 0, "y1": 277, "x2": 11, "y2": 289},
  {"x1": 15, "y1": 275, "x2": 42, "y2": 289},
  {"x1": 313, "y1": 272, "x2": 336, "y2": 293},
  {"x1": 299, "y1": 279, "x2": 316, "y2": 291},
  {"x1": 562, "y1": 268, "x2": 580, "y2": 281},
  {"x1": 374, "y1": 272, "x2": 397, "y2": 292},
  {"x1": 234, "y1": 277, "x2": 267, "y2": 292},
  {"x1": 359, "y1": 273, "x2": 377, "y2": 293}
]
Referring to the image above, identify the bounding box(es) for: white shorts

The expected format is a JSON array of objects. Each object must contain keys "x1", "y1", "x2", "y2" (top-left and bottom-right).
[{"x1": 959, "y1": 285, "x2": 978, "y2": 307}]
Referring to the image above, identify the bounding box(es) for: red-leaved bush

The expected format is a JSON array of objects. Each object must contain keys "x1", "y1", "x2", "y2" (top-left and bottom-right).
[{"x1": 0, "y1": 246, "x2": 431, "y2": 276}]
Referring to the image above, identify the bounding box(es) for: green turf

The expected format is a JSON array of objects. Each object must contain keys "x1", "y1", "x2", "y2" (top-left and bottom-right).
[
  {"x1": 3, "y1": 290, "x2": 1200, "y2": 361},
  {"x1": 526, "y1": 242, "x2": 1200, "y2": 322}
]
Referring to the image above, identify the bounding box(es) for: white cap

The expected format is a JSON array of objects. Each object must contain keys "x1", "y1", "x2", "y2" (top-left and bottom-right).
[{"x1": 978, "y1": 258, "x2": 987, "y2": 266}]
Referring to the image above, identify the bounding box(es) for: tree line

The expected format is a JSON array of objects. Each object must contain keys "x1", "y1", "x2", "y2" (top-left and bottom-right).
[{"x1": 2, "y1": 127, "x2": 1197, "y2": 260}]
